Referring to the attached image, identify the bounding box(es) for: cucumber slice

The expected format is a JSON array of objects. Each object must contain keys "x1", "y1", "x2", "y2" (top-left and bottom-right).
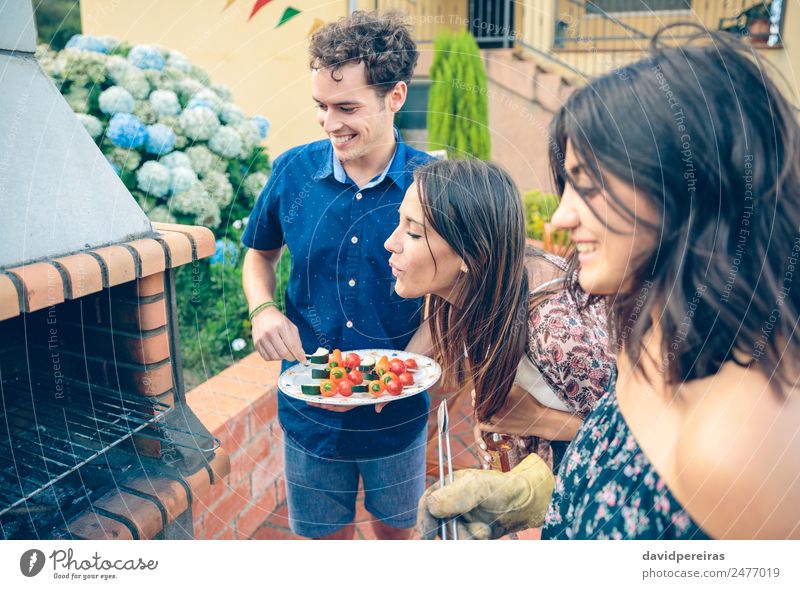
[
  {"x1": 359, "y1": 355, "x2": 376, "y2": 372},
  {"x1": 362, "y1": 371, "x2": 379, "y2": 381},
  {"x1": 301, "y1": 385, "x2": 321, "y2": 395},
  {"x1": 307, "y1": 347, "x2": 330, "y2": 364},
  {"x1": 352, "y1": 385, "x2": 368, "y2": 393},
  {"x1": 311, "y1": 368, "x2": 330, "y2": 379}
]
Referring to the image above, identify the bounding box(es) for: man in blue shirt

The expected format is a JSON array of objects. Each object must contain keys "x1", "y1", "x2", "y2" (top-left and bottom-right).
[{"x1": 242, "y1": 11, "x2": 434, "y2": 539}]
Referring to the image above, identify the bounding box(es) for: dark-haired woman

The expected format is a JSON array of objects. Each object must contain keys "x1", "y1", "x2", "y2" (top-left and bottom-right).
[
  {"x1": 384, "y1": 158, "x2": 615, "y2": 538},
  {"x1": 418, "y1": 25, "x2": 800, "y2": 540}
]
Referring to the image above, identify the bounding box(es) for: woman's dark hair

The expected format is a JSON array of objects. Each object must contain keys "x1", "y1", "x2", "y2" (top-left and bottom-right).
[
  {"x1": 414, "y1": 159, "x2": 544, "y2": 421},
  {"x1": 309, "y1": 10, "x2": 418, "y2": 98},
  {"x1": 550, "y1": 23, "x2": 800, "y2": 394}
]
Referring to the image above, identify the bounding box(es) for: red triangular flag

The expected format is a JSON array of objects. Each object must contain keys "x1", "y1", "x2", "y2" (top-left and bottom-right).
[{"x1": 248, "y1": 0, "x2": 273, "y2": 21}]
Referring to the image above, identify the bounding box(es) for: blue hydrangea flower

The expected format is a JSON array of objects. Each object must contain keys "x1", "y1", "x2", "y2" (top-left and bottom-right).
[
  {"x1": 65, "y1": 34, "x2": 108, "y2": 54},
  {"x1": 210, "y1": 239, "x2": 239, "y2": 266},
  {"x1": 186, "y1": 98, "x2": 214, "y2": 111},
  {"x1": 106, "y1": 113, "x2": 146, "y2": 149},
  {"x1": 144, "y1": 123, "x2": 176, "y2": 155},
  {"x1": 128, "y1": 45, "x2": 166, "y2": 71},
  {"x1": 98, "y1": 86, "x2": 135, "y2": 115},
  {"x1": 160, "y1": 151, "x2": 193, "y2": 170},
  {"x1": 251, "y1": 115, "x2": 270, "y2": 139}
]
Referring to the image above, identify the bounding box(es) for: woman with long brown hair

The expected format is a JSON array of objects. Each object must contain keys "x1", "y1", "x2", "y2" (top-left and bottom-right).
[
  {"x1": 384, "y1": 158, "x2": 614, "y2": 483},
  {"x1": 417, "y1": 25, "x2": 800, "y2": 540}
]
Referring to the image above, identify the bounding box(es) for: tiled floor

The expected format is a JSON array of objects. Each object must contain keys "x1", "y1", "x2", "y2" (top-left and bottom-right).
[{"x1": 252, "y1": 391, "x2": 541, "y2": 541}]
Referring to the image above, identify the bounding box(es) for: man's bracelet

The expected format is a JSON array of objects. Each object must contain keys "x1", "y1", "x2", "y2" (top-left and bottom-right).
[{"x1": 248, "y1": 301, "x2": 280, "y2": 321}]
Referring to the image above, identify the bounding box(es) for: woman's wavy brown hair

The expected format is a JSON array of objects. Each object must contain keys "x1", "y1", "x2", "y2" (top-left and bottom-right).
[
  {"x1": 309, "y1": 10, "x2": 418, "y2": 98},
  {"x1": 414, "y1": 159, "x2": 559, "y2": 421},
  {"x1": 550, "y1": 23, "x2": 800, "y2": 394}
]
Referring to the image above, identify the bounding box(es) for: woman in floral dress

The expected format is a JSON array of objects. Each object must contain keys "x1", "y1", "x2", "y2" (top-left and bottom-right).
[{"x1": 418, "y1": 25, "x2": 800, "y2": 540}]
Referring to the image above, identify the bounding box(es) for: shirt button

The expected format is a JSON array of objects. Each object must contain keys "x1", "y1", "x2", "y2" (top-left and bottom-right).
[
  {"x1": 348, "y1": 279, "x2": 356, "y2": 287},
  {"x1": 346, "y1": 320, "x2": 353, "y2": 328},
  {"x1": 351, "y1": 236, "x2": 358, "y2": 244},
  {"x1": 356, "y1": 192, "x2": 363, "y2": 200}
]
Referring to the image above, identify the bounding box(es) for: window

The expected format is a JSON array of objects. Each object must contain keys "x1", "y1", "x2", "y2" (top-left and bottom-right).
[{"x1": 587, "y1": 0, "x2": 692, "y2": 14}]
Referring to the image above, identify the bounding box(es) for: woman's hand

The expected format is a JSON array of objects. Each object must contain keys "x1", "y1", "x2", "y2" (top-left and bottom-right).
[{"x1": 478, "y1": 384, "x2": 584, "y2": 441}]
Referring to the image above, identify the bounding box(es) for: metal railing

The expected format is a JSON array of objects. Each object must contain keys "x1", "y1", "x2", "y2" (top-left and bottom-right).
[{"x1": 554, "y1": 0, "x2": 786, "y2": 52}]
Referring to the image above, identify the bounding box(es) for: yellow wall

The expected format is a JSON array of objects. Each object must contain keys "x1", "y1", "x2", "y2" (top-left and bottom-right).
[{"x1": 81, "y1": 0, "x2": 350, "y2": 158}]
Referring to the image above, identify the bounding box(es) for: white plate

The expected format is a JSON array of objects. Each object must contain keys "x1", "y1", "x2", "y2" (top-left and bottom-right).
[{"x1": 278, "y1": 349, "x2": 441, "y2": 406}]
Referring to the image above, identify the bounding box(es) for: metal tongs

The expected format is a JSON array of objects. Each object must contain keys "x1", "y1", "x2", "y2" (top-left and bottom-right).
[{"x1": 437, "y1": 400, "x2": 458, "y2": 540}]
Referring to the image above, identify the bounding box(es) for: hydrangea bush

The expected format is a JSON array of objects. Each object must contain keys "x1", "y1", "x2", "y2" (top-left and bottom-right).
[{"x1": 39, "y1": 34, "x2": 285, "y2": 387}]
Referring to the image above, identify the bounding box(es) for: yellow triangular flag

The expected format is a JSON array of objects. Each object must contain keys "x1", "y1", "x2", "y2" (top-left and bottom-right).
[
  {"x1": 307, "y1": 17, "x2": 325, "y2": 38},
  {"x1": 223, "y1": 0, "x2": 237, "y2": 11}
]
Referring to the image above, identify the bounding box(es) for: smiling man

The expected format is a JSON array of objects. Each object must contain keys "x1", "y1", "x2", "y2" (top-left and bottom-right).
[{"x1": 241, "y1": 11, "x2": 434, "y2": 540}]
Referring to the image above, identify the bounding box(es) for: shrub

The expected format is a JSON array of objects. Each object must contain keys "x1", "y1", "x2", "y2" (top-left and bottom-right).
[
  {"x1": 427, "y1": 30, "x2": 491, "y2": 160},
  {"x1": 41, "y1": 34, "x2": 282, "y2": 387},
  {"x1": 523, "y1": 189, "x2": 570, "y2": 249}
]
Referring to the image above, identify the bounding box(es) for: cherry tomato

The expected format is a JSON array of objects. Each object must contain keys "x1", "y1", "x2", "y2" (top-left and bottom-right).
[
  {"x1": 319, "y1": 379, "x2": 336, "y2": 397},
  {"x1": 329, "y1": 366, "x2": 347, "y2": 384},
  {"x1": 381, "y1": 371, "x2": 399, "y2": 386},
  {"x1": 398, "y1": 371, "x2": 414, "y2": 387},
  {"x1": 403, "y1": 358, "x2": 418, "y2": 371},
  {"x1": 368, "y1": 380, "x2": 385, "y2": 397},
  {"x1": 337, "y1": 380, "x2": 353, "y2": 397},
  {"x1": 344, "y1": 352, "x2": 361, "y2": 370},
  {"x1": 347, "y1": 369, "x2": 364, "y2": 385},
  {"x1": 389, "y1": 359, "x2": 406, "y2": 375},
  {"x1": 385, "y1": 379, "x2": 403, "y2": 396}
]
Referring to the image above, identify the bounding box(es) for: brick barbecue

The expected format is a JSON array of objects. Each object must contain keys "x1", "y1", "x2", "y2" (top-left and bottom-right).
[{"x1": 0, "y1": 2, "x2": 230, "y2": 539}]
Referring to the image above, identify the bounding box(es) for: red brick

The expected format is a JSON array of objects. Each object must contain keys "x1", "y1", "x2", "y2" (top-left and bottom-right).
[
  {"x1": 125, "y1": 238, "x2": 167, "y2": 277},
  {"x1": 185, "y1": 463, "x2": 212, "y2": 505},
  {"x1": 249, "y1": 389, "x2": 278, "y2": 432},
  {"x1": 220, "y1": 359, "x2": 281, "y2": 386},
  {"x1": 212, "y1": 526, "x2": 236, "y2": 540},
  {"x1": 229, "y1": 428, "x2": 272, "y2": 484},
  {"x1": 120, "y1": 361, "x2": 174, "y2": 396},
  {"x1": 155, "y1": 230, "x2": 193, "y2": 268},
  {"x1": 251, "y1": 524, "x2": 300, "y2": 540},
  {"x1": 264, "y1": 501, "x2": 290, "y2": 530},
  {"x1": 0, "y1": 273, "x2": 21, "y2": 321},
  {"x1": 202, "y1": 479, "x2": 251, "y2": 538},
  {"x1": 94, "y1": 490, "x2": 164, "y2": 539},
  {"x1": 136, "y1": 273, "x2": 165, "y2": 297},
  {"x1": 190, "y1": 383, "x2": 251, "y2": 420},
  {"x1": 212, "y1": 410, "x2": 250, "y2": 456},
  {"x1": 7, "y1": 262, "x2": 65, "y2": 312},
  {"x1": 90, "y1": 245, "x2": 137, "y2": 287},
  {"x1": 152, "y1": 222, "x2": 216, "y2": 260},
  {"x1": 121, "y1": 330, "x2": 170, "y2": 364},
  {"x1": 235, "y1": 487, "x2": 280, "y2": 538},
  {"x1": 111, "y1": 298, "x2": 168, "y2": 331},
  {"x1": 51, "y1": 253, "x2": 103, "y2": 299},
  {"x1": 123, "y1": 476, "x2": 190, "y2": 524},
  {"x1": 67, "y1": 512, "x2": 135, "y2": 540}
]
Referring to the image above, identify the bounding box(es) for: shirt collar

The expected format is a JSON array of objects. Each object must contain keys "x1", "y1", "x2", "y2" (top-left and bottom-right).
[{"x1": 314, "y1": 128, "x2": 407, "y2": 188}]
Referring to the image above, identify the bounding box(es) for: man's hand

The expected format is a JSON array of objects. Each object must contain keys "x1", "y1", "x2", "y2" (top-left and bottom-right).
[
  {"x1": 417, "y1": 453, "x2": 555, "y2": 540},
  {"x1": 251, "y1": 305, "x2": 306, "y2": 363}
]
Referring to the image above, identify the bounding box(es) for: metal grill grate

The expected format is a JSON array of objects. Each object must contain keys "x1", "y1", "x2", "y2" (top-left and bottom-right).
[{"x1": 0, "y1": 372, "x2": 171, "y2": 516}]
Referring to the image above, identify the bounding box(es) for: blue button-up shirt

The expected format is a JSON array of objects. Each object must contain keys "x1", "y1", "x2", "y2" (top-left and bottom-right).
[{"x1": 242, "y1": 134, "x2": 434, "y2": 459}]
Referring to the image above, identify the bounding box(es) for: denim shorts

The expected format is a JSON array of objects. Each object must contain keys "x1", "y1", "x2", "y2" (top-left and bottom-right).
[{"x1": 283, "y1": 425, "x2": 427, "y2": 538}]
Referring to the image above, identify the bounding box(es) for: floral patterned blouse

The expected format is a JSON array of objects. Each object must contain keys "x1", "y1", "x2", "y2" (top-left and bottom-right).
[
  {"x1": 520, "y1": 252, "x2": 615, "y2": 470},
  {"x1": 542, "y1": 378, "x2": 711, "y2": 540}
]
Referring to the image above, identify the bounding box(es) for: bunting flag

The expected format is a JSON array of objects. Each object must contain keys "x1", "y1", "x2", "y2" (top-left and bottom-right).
[
  {"x1": 248, "y1": 0, "x2": 274, "y2": 21},
  {"x1": 307, "y1": 17, "x2": 325, "y2": 38},
  {"x1": 276, "y1": 6, "x2": 301, "y2": 28},
  {"x1": 222, "y1": 0, "x2": 237, "y2": 11}
]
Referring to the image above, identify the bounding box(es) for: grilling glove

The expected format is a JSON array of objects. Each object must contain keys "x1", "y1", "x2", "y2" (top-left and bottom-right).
[{"x1": 417, "y1": 452, "x2": 555, "y2": 540}]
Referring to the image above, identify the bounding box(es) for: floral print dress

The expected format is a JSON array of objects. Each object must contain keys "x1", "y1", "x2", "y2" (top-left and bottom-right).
[{"x1": 542, "y1": 377, "x2": 710, "y2": 540}]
